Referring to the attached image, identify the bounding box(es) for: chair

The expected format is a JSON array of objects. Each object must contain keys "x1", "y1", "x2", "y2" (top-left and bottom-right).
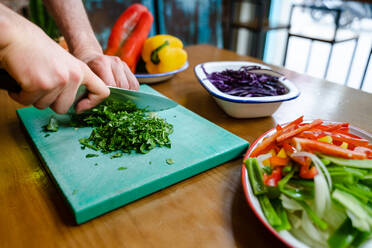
[
  {"x1": 282, "y1": 3, "x2": 359, "y2": 85},
  {"x1": 224, "y1": 0, "x2": 289, "y2": 59}
]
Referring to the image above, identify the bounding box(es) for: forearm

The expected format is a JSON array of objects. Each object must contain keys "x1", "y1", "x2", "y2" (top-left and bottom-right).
[
  {"x1": 43, "y1": 0, "x2": 102, "y2": 60},
  {"x1": 0, "y1": 4, "x2": 19, "y2": 62}
]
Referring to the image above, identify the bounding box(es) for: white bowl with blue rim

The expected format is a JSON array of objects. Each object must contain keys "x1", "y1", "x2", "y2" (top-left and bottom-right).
[
  {"x1": 135, "y1": 61, "x2": 189, "y2": 84},
  {"x1": 194, "y1": 61, "x2": 300, "y2": 118}
]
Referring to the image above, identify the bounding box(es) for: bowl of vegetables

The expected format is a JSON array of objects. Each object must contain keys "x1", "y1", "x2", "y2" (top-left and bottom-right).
[
  {"x1": 194, "y1": 61, "x2": 300, "y2": 118},
  {"x1": 242, "y1": 116, "x2": 372, "y2": 248}
]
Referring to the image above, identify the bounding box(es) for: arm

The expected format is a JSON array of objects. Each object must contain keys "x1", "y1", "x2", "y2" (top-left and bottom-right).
[
  {"x1": 43, "y1": 0, "x2": 139, "y2": 90},
  {"x1": 0, "y1": 3, "x2": 109, "y2": 114}
]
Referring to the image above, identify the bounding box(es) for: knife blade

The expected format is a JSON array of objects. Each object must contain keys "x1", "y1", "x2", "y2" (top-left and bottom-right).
[
  {"x1": 107, "y1": 86, "x2": 177, "y2": 112},
  {"x1": 0, "y1": 69, "x2": 177, "y2": 112}
]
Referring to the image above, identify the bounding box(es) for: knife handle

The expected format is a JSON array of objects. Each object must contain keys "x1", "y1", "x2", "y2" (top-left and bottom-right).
[{"x1": 0, "y1": 69, "x2": 22, "y2": 93}]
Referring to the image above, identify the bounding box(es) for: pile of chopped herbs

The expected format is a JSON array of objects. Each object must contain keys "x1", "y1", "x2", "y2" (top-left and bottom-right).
[{"x1": 70, "y1": 99, "x2": 173, "y2": 154}]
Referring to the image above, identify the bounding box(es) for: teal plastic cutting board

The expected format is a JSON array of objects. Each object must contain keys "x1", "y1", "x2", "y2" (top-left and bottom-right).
[{"x1": 17, "y1": 85, "x2": 249, "y2": 224}]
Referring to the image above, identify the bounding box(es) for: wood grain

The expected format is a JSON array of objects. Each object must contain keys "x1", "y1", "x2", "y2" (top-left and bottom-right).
[{"x1": 1, "y1": 44, "x2": 371, "y2": 248}]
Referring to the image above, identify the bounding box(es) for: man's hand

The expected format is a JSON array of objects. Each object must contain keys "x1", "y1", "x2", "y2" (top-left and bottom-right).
[
  {"x1": 0, "y1": 6, "x2": 109, "y2": 114},
  {"x1": 43, "y1": 0, "x2": 140, "y2": 91},
  {"x1": 76, "y1": 51, "x2": 139, "y2": 90}
]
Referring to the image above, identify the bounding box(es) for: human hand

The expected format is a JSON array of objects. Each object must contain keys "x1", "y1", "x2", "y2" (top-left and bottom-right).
[
  {"x1": 0, "y1": 15, "x2": 109, "y2": 114},
  {"x1": 74, "y1": 51, "x2": 139, "y2": 90}
]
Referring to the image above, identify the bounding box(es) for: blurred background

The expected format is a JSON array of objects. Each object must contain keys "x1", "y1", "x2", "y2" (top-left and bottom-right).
[{"x1": 2, "y1": 0, "x2": 372, "y2": 92}]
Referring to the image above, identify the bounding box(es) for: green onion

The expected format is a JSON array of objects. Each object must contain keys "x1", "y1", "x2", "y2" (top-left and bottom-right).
[
  {"x1": 258, "y1": 195, "x2": 282, "y2": 227},
  {"x1": 245, "y1": 158, "x2": 267, "y2": 195}
]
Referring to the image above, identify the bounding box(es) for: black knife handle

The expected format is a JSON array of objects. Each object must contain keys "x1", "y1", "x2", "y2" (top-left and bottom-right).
[{"x1": 0, "y1": 69, "x2": 22, "y2": 93}]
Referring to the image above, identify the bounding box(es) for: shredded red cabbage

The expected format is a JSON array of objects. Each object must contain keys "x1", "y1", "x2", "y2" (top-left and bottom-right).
[{"x1": 202, "y1": 65, "x2": 288, "y2": 97}]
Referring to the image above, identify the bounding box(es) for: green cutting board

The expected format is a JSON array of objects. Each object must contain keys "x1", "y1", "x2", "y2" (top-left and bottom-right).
[{"x1": 17, "y1": 85, "x2": 249, "y2": 224}]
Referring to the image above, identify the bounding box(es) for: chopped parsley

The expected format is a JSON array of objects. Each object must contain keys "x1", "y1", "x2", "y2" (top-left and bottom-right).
[
  {"x1": 86, "y1": 154, "x2": 99, "y2": 158},
  {"x1": 166, "y1": 158, "x2": 174, "y2": 165},
  {"x1": 44, "y1": 134, "x2": 50, "y2": 137},
  {"x1": 44, "y1": 116, "x2": 59, "y2": 132},
  {"x1": 117, "y1": 166, "x2": 127, "y2": 171},
  {"x1": 71, "y1": 99, "x2": 173, "y2": 154},
  {"x1": 111, "y1": 152, "x2": 123, "y2": 159}
]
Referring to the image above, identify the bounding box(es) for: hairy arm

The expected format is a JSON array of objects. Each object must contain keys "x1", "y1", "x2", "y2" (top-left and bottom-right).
[
  {"x1": 0, "y1": 3, "x2": 109, "y2": 114},
  {"x1": 43, "y1": 0, "x2": 139, "y2": 90}
]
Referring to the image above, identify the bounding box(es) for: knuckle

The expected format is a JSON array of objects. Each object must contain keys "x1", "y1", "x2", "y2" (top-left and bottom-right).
[
  {"x1": 34, "y1": 102, "x2": 47, "y2": 110},
  {"x1": 113, "y1": 56, "x2": 121, "y2": 63},
  {"x1": 69, "y1": 69, "x2": 83, "y2": 84},
  {"x1": 54, "y1": 69, "x2": 69, "y2": 87}
]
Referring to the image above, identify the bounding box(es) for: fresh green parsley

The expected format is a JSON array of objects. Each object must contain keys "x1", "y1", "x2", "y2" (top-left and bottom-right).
[
  {"x1": 44, "y1": 116, "x2": 59, "y2": 132},
  {"x1": 166, "y1": 158, "x2": 175, "y2": 165},
  {"x1": 111, "y1": 152, "x2": 123, "y2": 159},
  {"x1": 117, "y1": 166, "x2": 127, "y2": 171},
  {"x1": 86, "y1": 154, "x2": 99, "y2": 158},
  {"x1": 71, "y1": 99, "x2": 173, "y2": 154}
]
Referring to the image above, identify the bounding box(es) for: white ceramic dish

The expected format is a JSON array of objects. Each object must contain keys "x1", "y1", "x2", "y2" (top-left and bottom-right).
[
  {"x1": 194, "y1": 61, "x2": 300, "y2": 118},
  {"x1": 241, "y1": 121, "x2": 372, "y2": 248},
  {"x1": 135, "y1": 61, "x2": 189, "y2": 84}
]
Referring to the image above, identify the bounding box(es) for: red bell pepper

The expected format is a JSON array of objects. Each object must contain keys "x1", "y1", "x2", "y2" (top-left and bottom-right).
[
  {"x1": 293, "y1": 137, "x2": 367, "y2": 159},
  {"x1": 250, "y1": 117, "x2": 303, "y2": 157},
  {"x1": 299, "y1": 163, "x2": 317, "y2": 179},
  {"x1": 105, "y1": 4, "x2": 153, "y2": 72},
  {"x1": 264, "y1": 168, "x2": 282, "y2": 187},
  {"x1": 276, "y1": 119, "x2": 323, "y2": 143},
  {"x1": 269, "y1": 156, "x2": 290, "y2": 167}
]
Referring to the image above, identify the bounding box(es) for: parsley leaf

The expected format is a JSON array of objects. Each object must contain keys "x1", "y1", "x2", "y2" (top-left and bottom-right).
[
  {"x1": 71, "y1": 99, "x2": 173, "y2": 154},
  {"x1": 44, "y1": 116, "x2": 59, "y2": 132},
  {"x1": 86, "y1": 154, "x2": 99, "y2": 158},
  {"x1": 166, "y1": 158, "x2": 175, "y2": 165},
  {"x1": 117, "y1": 166, "x2": 127, "y2": 171}
]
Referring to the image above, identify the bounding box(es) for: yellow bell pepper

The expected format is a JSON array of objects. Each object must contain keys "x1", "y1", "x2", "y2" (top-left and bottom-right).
[{"x1": 141, "y1": 35, "x2": 187, "y2": 74}]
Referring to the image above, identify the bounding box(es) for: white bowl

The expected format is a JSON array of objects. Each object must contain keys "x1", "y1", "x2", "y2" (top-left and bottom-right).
[
  {"x1": 194, "y1": 61, "x2": 300, "y2": 118},
  {"x1": 135, "y1": 61, "x2": 189, "y2": 84},
  {"x1": 241, "y1": 121, "x2": 372, "y2": 248}
]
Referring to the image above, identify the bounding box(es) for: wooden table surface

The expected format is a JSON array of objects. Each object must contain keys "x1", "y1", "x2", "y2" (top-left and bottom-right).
[{"x1": 1, "y1": 44, "x2": 371, "y2": 248}]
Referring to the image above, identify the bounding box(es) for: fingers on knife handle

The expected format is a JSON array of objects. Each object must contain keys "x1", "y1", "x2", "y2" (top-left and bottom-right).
[{"x1": 0, "y1": 69, "x2": 22, "y2": 93}]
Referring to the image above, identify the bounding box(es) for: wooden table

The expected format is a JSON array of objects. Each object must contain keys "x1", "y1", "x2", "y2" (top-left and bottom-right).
[{"x1": 1, "y1": 45, "x2": 371, "y2": 248}]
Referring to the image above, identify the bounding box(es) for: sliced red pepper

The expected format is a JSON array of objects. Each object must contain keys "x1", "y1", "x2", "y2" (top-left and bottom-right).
[
  {"x1": 299, "y1": 163, "x2": 317, "y2": 179},
  {"x1": 282, "y1": 142, "x2": 312, "y2": 167},
  {"x1": 269, "y1": 156, "x2": 290, "y2": 167},
  {"x1": 293, "y1": 137, "x2": 367, "y2": 159},
  {"x1": 105, "y1": 4, "x2": 153, "y2": 72},
  {"x1": 264, "y1": 168, "x2": 282, "y2": 187},
  {"x1": 276, "y1": 119, "x2": 323, "y2": 143},
  {"x1": 354, "y1": 146, "x2": 372, "y2": 159},
  {"x1": 300, "y1": 130, "x2": 369, "y2": 147},
  {"x1": 251, "y1": 132, "x2": 281, "y2": 157},
  {"x1": 323, "y1": 123, "x2": 349, "y2": 132}
]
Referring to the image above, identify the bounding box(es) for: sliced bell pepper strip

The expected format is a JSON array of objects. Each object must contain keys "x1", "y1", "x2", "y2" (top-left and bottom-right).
[
  {"x1": 264, "y1": 167, "x2": 282, "y2": 187},
  {"x1": 276, "y1": 119, "x2": 323, "y2": 143},
  {"x1": 293, "y1": 137, "x2": 367, "y2": 159},
  {"x1": 250, "y1": 117, "x2": 303, "y2": 157},
  {"x1": 282, "y1": 142, "x2": 312, "y2": 167},
  {"x1": 299, "y1": 163, "x2": 317, "y2": 179},
  {"x1": 269, "y1": 156, "x2": 290, "y2": 167}
]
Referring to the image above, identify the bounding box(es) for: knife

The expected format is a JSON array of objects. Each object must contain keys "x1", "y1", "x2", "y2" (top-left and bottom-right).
[{"x1": 0, "y1": 69, "x2": 177, "y2": 112}]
